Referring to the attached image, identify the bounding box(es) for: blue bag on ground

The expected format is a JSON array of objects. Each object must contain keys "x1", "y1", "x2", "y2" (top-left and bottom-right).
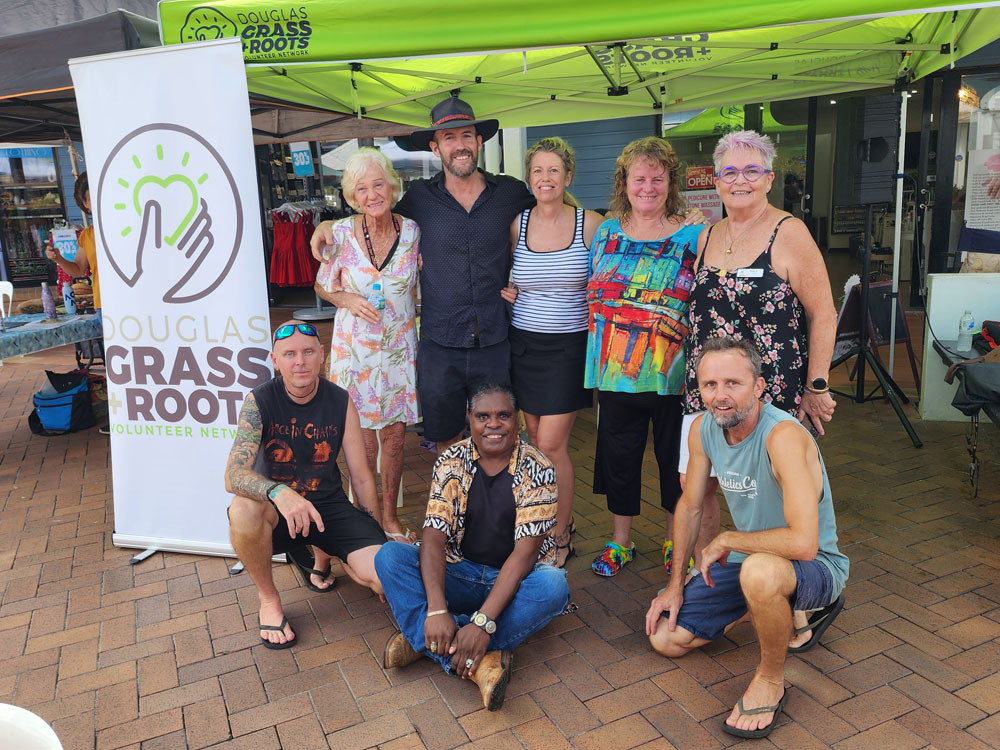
[{"x1": 28, "y1": 370, "x2": 96, "y2": 435}]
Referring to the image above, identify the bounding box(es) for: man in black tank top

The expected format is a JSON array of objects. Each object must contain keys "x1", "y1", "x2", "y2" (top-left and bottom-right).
[{"x1": 225, "y1": 321, "x2": 387, "y2": 649}]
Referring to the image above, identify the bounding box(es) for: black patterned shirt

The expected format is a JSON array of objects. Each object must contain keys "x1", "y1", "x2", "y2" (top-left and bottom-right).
[
  {"x1": 395, "y1": 170, "x2": 534, "y2": 348},
  {"x1": 423, "y1": 438, "x2": 557, "y2": 565}
]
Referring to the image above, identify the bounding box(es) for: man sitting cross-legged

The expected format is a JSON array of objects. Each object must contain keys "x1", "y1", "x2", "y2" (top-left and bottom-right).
[
  {"x1": 375, "y1": 383, "x2": 570, "y2": 711},
  {"x1": 225, "y1": 320, "x2": 385, "y2": 649},
  {"x1": 645, "y1": 336, "x2": 849, "y2": 739}
]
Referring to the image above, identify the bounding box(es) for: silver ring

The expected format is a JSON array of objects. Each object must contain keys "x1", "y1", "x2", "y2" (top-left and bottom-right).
[
  {"x1": 430, "y1": 641, "x2": 437, "y2": 652},
  {"x1": 465, "y1": 657, "x2": 475, "y2": 669}
]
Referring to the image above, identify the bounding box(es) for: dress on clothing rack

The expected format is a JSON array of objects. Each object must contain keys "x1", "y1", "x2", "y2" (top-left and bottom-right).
[{"x1": 269, "y1": 204, "x2": 320, "y2": 287}]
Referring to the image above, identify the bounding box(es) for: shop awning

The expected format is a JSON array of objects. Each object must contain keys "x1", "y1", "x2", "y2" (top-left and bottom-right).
[
  {"x1": 157, "y1": 1, "x2": 1000, "y2": 129},
  {"x1": 0, "y1": 11, "x2": 160, "y2": 142}
]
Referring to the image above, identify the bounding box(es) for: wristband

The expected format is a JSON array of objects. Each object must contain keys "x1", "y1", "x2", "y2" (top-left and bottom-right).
[
  {"x1": 426, "y1": 609, "x2": 449, "y2": 618},
  {"x1": 266, "y1": 482, "x2": 286, "y2": 501}
]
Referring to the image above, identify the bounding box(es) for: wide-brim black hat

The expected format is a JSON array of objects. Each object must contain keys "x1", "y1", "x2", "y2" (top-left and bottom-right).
[{"x1": 397, "y1": 96, "x2": 499, "y2": 152}]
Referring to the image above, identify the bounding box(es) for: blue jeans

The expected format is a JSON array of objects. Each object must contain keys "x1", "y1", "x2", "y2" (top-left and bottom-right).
[{"x1": 374, "y1": 542, "x2": 570, "y2": 673}]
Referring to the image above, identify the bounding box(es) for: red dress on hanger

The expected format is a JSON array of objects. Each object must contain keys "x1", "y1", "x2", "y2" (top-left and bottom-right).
[{"x1": 269, "y1": 207, "x2": 319, "y2": 286}]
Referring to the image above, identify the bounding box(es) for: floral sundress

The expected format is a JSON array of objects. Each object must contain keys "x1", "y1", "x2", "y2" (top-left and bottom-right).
[{"x1": 316, "y1": 216, "x2": 420, "y2": 429}]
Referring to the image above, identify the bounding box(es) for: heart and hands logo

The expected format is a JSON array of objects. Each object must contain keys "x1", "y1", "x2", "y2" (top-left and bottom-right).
[
  {"x1": 180, "y1": 7, "x2": 238, "y2": 43},
  {"x1": 96, "y1": 124, "x2": 243, "y2": 303}
]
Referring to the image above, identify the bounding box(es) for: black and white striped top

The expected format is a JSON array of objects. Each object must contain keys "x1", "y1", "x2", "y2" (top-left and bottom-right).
[{"x1": 511, "y1": 207, "x2": 590, "y2": 333}]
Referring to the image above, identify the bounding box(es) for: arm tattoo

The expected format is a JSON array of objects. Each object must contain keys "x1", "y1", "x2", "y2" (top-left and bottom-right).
[{"x1": 224, "y1": 393, "x2": 273, "y2": 501}]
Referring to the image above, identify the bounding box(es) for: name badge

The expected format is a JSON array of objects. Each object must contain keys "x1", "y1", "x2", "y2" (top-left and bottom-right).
[{"x1": 736, "y1": 268, "x2": 764, "y2": 278}]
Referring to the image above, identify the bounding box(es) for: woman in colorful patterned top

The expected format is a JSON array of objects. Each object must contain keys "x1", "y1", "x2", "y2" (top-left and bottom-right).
[
  {"x1": 586, "y1": 136, "x2": 714, "y2": 577},
  {"x1": 315, "y1": 148, "x2": 420, "y2": 544}
]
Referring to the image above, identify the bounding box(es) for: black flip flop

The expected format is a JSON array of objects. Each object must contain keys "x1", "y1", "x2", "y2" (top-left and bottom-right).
[
  {"x1": 722, "y1": 689, "x2": 788, "y2": 739},
  {"x1": 259, "y1": 616, "x2": 296, "y2": 650},
  {"x1": 788, "y1": 594, "x2": 845, "y2": 653},
  {"x1": 286, "y1": 547, "x2": 337, "y2": 593}
]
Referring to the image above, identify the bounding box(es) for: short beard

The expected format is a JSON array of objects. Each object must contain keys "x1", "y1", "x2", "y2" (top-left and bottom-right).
[
  {"x1": 710, "y1": 400, "x2": 755, "y2": 429},
  {"x1": 442, "y1": 150, "x2": 478, "y2": 178}
]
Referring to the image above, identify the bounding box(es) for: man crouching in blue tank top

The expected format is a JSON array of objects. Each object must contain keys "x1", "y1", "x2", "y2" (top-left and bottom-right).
[{"x1": 645, "y1": 336, "x2": 849, "y2": 740}]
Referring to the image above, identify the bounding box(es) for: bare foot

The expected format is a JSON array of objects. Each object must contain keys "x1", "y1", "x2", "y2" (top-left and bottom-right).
[
  {"x1": 258, "y1": 599, "x2": 294, "y2": 646},
  {"x1": 789, "y1": 609, "x2": 811, "y2": 649},
  {"x1": 726, "y1": 675, "x2": 785, "y2": 733}
]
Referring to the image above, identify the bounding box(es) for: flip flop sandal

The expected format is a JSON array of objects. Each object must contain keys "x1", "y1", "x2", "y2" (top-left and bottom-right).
[
  {"x1": 259, "y1": 616, "x2": 297, "y2": 650},
  {"x1": 662, "y1": 539, "x2": 695, "y2": 576},
  {"x1": 286, "y1": 547, "x2": 337, "y2": 593},
  {"x1": 385, "y1": 529, "x2": 417, "y2": 544},
  {"x1": 722, "y1": 689, "x2": 788, "y2": 739},
  {"x1": 591, "y1": 542, "x2": 635, "y2": 577},
  {"x1": 788, "y1": 594, "x2": 845, "y2": 653}
]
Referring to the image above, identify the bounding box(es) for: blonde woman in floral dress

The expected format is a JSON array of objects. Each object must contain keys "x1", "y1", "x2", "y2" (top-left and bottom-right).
[{"x1": 315, "y1": 148, "x2": 420, "y2": 543}]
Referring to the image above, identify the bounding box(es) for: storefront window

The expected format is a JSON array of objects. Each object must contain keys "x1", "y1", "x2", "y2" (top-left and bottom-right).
[
  {"x1": 668, "y1": 104, "x2": 807, "y2": 223},
  {"x1": 0, "y1": 146, "x2": 66, "y2": 284}
]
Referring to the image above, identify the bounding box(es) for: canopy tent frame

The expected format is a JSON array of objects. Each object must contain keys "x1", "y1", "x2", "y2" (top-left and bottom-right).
[{"x1": 154, "y1": 2, "x2": 1000, "y2": 135}]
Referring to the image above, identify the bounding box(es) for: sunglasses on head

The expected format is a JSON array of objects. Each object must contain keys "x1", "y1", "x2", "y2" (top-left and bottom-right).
[
  {"x1": 717, "y1": 165, "x2": 772, "y2": 184},
  {"x1": 272, "y1": 323, "x2": 319, "y2": 343}
]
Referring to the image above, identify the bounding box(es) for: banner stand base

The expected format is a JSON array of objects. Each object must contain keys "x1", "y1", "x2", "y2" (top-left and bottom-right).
[
  {"x1": 113, "y1": 533, "x2": 237, "y2": 558},
  {"x1": 129, "y1": 548, "x2": 158, "y2": 565}
]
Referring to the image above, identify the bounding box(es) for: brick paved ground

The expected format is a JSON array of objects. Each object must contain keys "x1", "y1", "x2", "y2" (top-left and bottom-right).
[{"x1": 1, "y1": 323, "x2": 998, "y2": 749}]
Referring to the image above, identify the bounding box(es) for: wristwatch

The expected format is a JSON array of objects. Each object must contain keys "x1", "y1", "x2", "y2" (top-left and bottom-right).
[
  {"x1": 806, "y1": 377, "x2": 829, "y2": 393},
  {"x1": 470, "y1": 611, "x2": 497, "y2": 635}
]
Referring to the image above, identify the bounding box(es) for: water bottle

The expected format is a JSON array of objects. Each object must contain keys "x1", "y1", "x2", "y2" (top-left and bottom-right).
[
  {"x1": 40, "y1": 282, "x2": 57, "y2": 319},
  {"x1": 957, "y1": 310, "x2": 975, "y2": 351},
  {"x1": 366, "y1": 280, "x2": 385, "y2": 312},
  {"x1": 62, "y1": 281, "x2": 77, "y2": 315},
  {"x1": 363, "y1": 281, "x2": 385, "y2": 344}
]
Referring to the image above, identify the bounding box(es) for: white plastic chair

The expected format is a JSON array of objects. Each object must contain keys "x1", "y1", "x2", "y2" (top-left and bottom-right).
[
  {"x1": 0, "y1": 703, "x2": 64, "y2": 749},
  {"x1": 0, "y1": 279, "x2": 12, "y2": 318}
]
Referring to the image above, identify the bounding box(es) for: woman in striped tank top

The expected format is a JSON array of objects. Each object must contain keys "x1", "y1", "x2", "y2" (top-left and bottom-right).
[{"x1": 501, "y1": 137, "x2": 605, "y2": 567}]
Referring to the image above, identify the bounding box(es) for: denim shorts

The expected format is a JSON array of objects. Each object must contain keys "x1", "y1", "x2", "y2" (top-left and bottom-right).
[{"x1": 670, "y1": 559, "x2": 835, "y2": 642}]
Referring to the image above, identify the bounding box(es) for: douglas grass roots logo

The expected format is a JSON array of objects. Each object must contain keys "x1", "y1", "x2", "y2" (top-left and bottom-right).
[
  {"x1": 180, "y1": 5, "x2": 313, "y2": 58},
  {"x1": 96, "y1": 123, "x2": 243, "y2": 304}
]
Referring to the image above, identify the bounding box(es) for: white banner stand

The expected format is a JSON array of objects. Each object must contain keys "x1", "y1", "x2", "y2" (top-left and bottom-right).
[{"x1": 71, "y1": 39, "x2": 272, "y2": 557}]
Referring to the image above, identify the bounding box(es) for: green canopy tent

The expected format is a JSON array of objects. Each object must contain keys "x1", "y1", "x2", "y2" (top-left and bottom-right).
[{"x1": 156, "y1": 1, "x2": 1000, "y2": 128}]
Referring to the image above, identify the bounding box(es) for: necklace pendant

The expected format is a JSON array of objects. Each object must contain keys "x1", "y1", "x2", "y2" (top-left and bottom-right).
[{"x1": 725, "y1": 247, "x2": 734, "y2": 254}]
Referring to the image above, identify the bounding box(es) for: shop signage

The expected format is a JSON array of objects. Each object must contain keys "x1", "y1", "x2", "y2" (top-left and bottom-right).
[
  {"x1": 51, "y1": 229, "x2": 79, "y2": 262},
  {"x1": 0, "y1": 147, "x2": 51, "y2": 159},
  {"x1": 289, "y1": 141, "x2": 313, "y2": 177},
  {"x1": 682, "y1": 189, "x2": 723, "y2": 223},
  {"x1": 70, "y1": 38, "x2": 271, "y2": 556},
  {"x1": 686, "y1": 166, "x2": 715, "y2": 190}
]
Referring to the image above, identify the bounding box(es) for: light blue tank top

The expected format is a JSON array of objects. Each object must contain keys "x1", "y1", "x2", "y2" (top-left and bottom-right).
[{"x1": 700, "y1": 402, "x2": 849, "y2": 598}]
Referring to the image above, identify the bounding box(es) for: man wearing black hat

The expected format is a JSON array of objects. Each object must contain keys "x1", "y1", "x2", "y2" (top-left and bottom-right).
[{"x1": 311, "y1": 97, "x2": 533, "y2": 454}]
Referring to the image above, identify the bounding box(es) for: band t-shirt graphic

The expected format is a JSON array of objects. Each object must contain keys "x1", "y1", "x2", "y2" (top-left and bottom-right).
[{"x1": 252, "y1": 378, "x2": 348, "y2": 503}]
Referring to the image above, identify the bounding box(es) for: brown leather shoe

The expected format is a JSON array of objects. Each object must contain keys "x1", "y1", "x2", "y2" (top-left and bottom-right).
[
  {"x1": 470, "y1": 650, "x2": 513, "y2": 711},
  {"x1": 382, "y1": 631, "x2": 421, "y2": 669}
]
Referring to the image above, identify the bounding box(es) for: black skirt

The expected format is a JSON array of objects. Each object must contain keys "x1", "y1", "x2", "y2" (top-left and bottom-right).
[{"x1": 509, "y1": 327, "x2": 593, "y2": 415}]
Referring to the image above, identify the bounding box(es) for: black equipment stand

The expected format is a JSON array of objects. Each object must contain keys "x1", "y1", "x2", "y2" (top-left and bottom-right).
[{"x1": 830, "y1": 204, "x2": 922, "y2": 448}]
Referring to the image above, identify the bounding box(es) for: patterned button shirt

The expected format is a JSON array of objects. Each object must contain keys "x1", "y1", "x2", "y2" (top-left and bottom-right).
[
  {"x1": 395, "y1": 170, "x2": 534, "y2": 349},
  {"x1": 423, "y1": 438, "x2": 558, "y2": 565}
]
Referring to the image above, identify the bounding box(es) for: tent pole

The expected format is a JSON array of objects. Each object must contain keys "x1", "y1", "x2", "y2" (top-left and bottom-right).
[{"x1": 889, "y1": 90, "x2": 907, "y2": 377}]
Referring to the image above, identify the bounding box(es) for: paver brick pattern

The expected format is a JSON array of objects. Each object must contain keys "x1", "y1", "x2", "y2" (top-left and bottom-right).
[{"x1": 1, "y1": 320, "x2": 998, "y2": 749}]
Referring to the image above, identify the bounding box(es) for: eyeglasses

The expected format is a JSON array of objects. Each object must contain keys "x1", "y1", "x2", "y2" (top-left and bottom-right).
[
  {"x1": 272, "y1": 323, "x2": 319, "y2": 343},
  {"x1": 717, "y1": 165, "x2": 772, "y2": 184}
]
